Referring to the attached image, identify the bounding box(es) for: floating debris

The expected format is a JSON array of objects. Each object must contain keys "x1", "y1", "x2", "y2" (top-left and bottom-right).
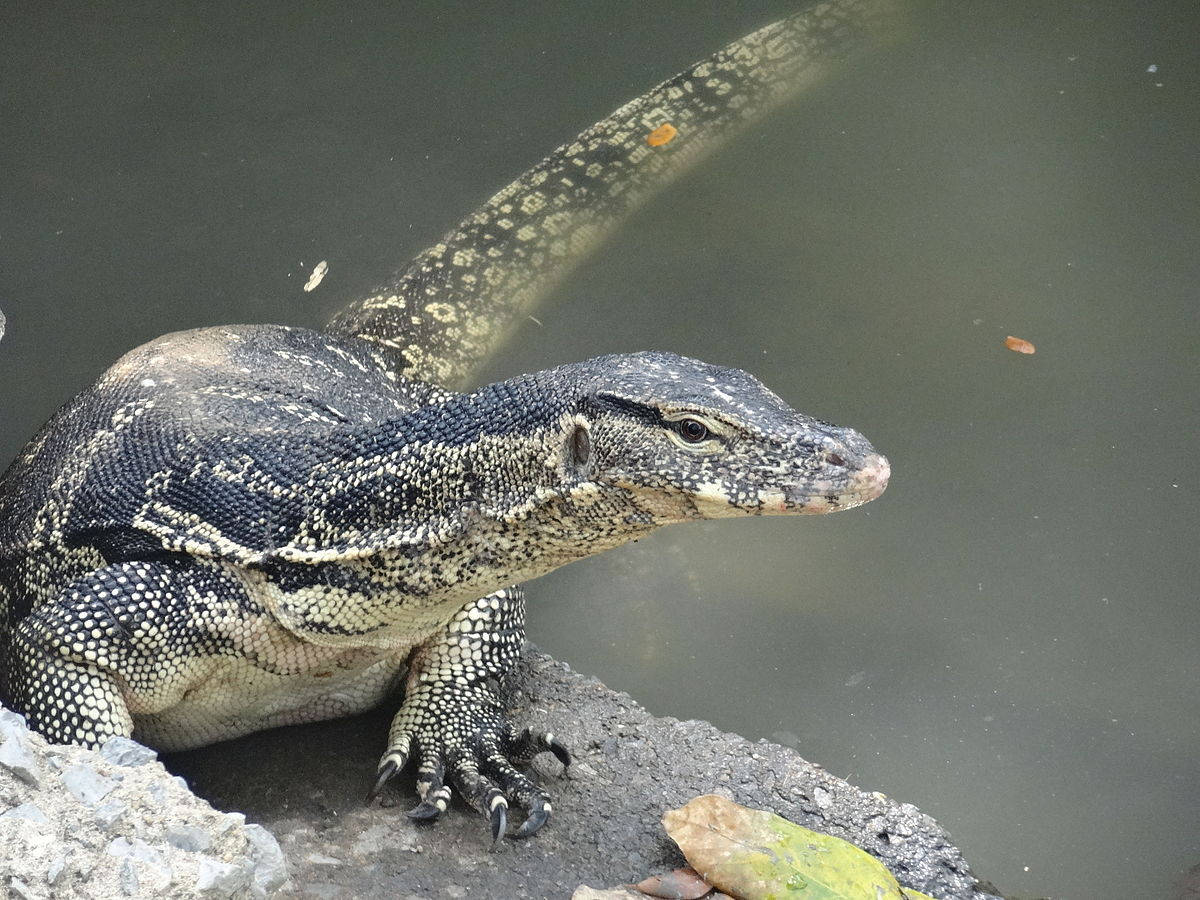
[
  {"x1": 1005, "y1": 335, "x2": 1036, "y2": 354},
  {"x1": 646, "y1": 123, "x2": 678, "y2": 147},
  {"x1": 303, "y1": 260, "x2": 329, "y2": 292}
]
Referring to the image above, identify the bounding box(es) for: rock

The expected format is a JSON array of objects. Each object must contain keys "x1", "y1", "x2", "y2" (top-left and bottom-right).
[
  {"x1": 244, "y1": 823, "x2": 289, "y2": 896},
  {"x1": 99, "y1": 736, "x2": 157, "y2": 767},
  {"x1": 1, "y1": 801, "x2": 49, "y2": 826},
  {"x1": 305, "y1": 852, "x2": 342, "y2": 866},
  {"x1": 572, "y1": 889, "x2": 646, "y2": 900},
  {"x1": 0, "y1": 733, "x2": 43, "y2": 788},
  {"x1": 94, "y1": 798, "x2": 127, "y2": 829},
  {"x1": 46, "y1": 853, "x2": 66, "y2": 885},
  {"x1": 9, "y1": 877, "x2": 37, "y2": 900},
  {"x1": 0, "y1": 642, "x2": 1000, "y2": 900},
  {"x1": 164, "y1": 648, "x2": 1001, "y2": 900},
  {"x1": 147, "y1": 780, "x2": 169, "y2": 806},
  {"x1": 166, "y1": 823, "x2": 213, "y2": 852},
  {"x1": 0, "y1": 708, "x2": 28, "y2": 740},
  {"x1": 108, "y1": 836, "x2": 172, "y2": 894},
  {"x1": 195, "y1": 855, "x2": 250, "y2": 896},
  {"x1": 61, "y1": 764, "x2": 118, "y2": 805},
  {"x1": 0, "y1": 698, "x2": 292, "y2": 896},
  {"x1": 349, "y1": 821, "x2": 420, "y2": 857},
  {"x1": 119, "y1": 857, "x2": 139, "y2": 895}
]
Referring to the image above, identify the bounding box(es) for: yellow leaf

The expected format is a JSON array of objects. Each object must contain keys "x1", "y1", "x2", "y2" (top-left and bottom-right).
[{"x1": 662, "y1": 795, "x2": 912, "y2": 899}]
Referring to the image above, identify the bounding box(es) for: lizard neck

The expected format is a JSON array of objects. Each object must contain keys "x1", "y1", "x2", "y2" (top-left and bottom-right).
[{"x1": 258, "y1": 367, "x2": 666, "y2": 645}]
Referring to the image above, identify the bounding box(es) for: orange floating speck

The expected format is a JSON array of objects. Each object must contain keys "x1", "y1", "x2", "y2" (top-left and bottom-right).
[
  {"x1": 1005, "y1": 335, "x2": 1036, "y2": 354},
  {"x1": 647, "y1": 123, "x2": 678, "y2": 147}
]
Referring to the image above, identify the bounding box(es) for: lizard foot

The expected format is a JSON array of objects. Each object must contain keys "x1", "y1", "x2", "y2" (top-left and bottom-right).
[{"x1": 367, "y1": 678, "x2": 569, "y2": 845}]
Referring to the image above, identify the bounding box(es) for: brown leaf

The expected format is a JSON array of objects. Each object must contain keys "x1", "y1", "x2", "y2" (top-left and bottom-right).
[
  {"x1": 635, "y1": 866, "x2": 713, "y2": 899},
  {"x1": 1004, "y1": 335, "x2": 1036, "y2": 354}
]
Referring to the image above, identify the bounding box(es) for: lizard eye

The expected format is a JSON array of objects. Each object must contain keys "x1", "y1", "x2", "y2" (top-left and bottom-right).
[{"x1": 676, "y1": 418, "x2": 709, "y2": 443}]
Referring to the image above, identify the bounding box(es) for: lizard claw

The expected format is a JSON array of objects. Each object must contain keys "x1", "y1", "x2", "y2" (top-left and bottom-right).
[
  {"x1": 366, "y1": 758, "x2": 399, "y2": 804},
  {"x1": 406, "y1": 799, "x2": 444, "y2": 821},
  {"x1": 489, "y1": 800, "x2": 508, "y2": 849},
  {"x1": 547, "y1": 736, "x2": 571, "y2": 769},
  {"x1": 514, "y1": 805, "x2": 550, "y2": 839}
]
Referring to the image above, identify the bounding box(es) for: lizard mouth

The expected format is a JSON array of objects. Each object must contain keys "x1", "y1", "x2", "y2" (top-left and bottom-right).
[
  {"x1": 784, "y1": 452, "x2": 891, "y2": 514},
  {"x1": 840, "y1": 451, "x2": 891, "y2": 507},
  {"x1": 684, "y1": 452, "x2": 891, "y2": 518}
]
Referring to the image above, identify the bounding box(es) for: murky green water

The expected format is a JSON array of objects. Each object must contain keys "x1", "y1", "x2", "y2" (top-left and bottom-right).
[{"x1": 2, "y1": 2, "x2": 1197, "y2": 897}]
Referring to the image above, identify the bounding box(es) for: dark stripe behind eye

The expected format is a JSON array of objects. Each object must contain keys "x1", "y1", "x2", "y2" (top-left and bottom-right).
[{"x1": 590, "y1": 392, "x2": 665, "y2": 426}]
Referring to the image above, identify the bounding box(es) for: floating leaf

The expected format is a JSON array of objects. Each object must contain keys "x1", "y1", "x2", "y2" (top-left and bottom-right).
[
  {"x1": 647, "y1": 123, "x2": 679, "y2": 146},
  {"x1": 1004, "y1": 335, "x2": 1035, "y2": 354},
  {"x1": 663, "y1": 794, "x2": 911, "y2": 899},
  {"x1": 635, "y1": 866, "x2": 714, "y2": 899},
  {"x1": 303, "y1": 259, "x2": 329, "y2": 292}
]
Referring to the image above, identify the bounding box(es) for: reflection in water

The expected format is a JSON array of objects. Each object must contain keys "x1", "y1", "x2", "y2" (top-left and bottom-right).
[{"x1": 1, "y1": 2, "x2": 1198, "y2": 898}]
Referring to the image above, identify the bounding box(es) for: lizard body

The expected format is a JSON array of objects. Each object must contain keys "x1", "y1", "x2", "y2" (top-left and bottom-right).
[{"x1": 0, "y1": 1, "x2": 893, "y2": 840}]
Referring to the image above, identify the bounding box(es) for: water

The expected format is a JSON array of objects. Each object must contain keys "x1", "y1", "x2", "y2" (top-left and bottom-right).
[{"x1": 2, "y1": 2, "x2": 1197, "y2": 897}]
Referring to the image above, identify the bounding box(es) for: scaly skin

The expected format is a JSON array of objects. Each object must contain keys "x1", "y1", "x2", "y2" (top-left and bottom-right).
[{"x1": 0, "y1": 1, "x2": 894, "y2": 843}]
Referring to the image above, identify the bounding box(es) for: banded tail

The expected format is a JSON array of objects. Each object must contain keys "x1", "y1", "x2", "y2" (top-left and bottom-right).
[{"x1": 326, "y1": 1, "x2": 900, "y2": 390}]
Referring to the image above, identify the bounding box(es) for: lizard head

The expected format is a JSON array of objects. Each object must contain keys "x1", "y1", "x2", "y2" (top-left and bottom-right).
[{"x1": 565, "y1": 351, "x2": 889, "y2": 522}]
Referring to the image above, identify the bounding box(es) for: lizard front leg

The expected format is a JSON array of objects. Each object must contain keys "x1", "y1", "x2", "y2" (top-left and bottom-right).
[
  {"x1": 367, "y1": 586, "x2": 569, "y2": 844},
  {"x1": 6, "y1": 558, "x2": 244, "y2": 747}
]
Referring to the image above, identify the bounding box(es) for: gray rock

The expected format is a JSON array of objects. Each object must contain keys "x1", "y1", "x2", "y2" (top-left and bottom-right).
[
  {"x1": 299, "y1": 885, "x2": 341, "y2": 900},
  {"x1": 0, "y1": 734, "x2": 42, "y2": 788},
  {"x1": 0, "y1": 708, "x2": 28, "y2": 741},
  {"x1": 46, "y1": 853, "x2": 66, "y2": 885},
  {"x1": 99, "y1": 736, "x2": 157, "y2": 767},
  {"x1": 196, "y1": 855, "x2": 250, "y2": 896},
  {"x1": 166, "y1": 649, "x2": 999, "y2": 899},
  {"x1": 106, "y1": 835, "x2": 165, "y2": 868},
  {"x1": 9, "y1": 877, "x2": 37, "y2": 900},
  {"x1": 244, "y1": 823, "x2": 288, "y2": 896},
  {"x1": 305, "y1": 853, "x2": 342, "y2": 866},
  {"x1": 61, "y1": 764, "x2": 118, "y2": 805},
  {"x1": 95, "y1": 798, "x2": 128, "y2": 829},
  {"x1": 166, "y1": 824, "x2": 213, "y2": 852},
  {"x1": 108, "y1": 836, "x2": 173, "y2": 893},
  {"x1": 147, "y1": 780, "x2": 169, "y2": 806},
  {"x1": 1, "y1": 801, "x2": 50, "y2": 826},
  {"x1": 119, "y1": 857, "x2": 139, "y2": 895}
]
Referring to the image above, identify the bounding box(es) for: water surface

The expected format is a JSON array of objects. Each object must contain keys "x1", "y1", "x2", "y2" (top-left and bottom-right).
[{"x1": 2, "y1": 2, "x2": 1197, "y2": 897}]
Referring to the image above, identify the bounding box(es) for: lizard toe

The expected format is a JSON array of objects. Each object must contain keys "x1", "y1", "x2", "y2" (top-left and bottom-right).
[{"x1": 506, "y1": 724, "x2": 571, "y2": 769}]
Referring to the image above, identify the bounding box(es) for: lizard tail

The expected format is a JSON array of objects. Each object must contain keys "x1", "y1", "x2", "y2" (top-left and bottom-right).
[{"x1": 325, "y1": 0, "x2": 902, "y2": 390}]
